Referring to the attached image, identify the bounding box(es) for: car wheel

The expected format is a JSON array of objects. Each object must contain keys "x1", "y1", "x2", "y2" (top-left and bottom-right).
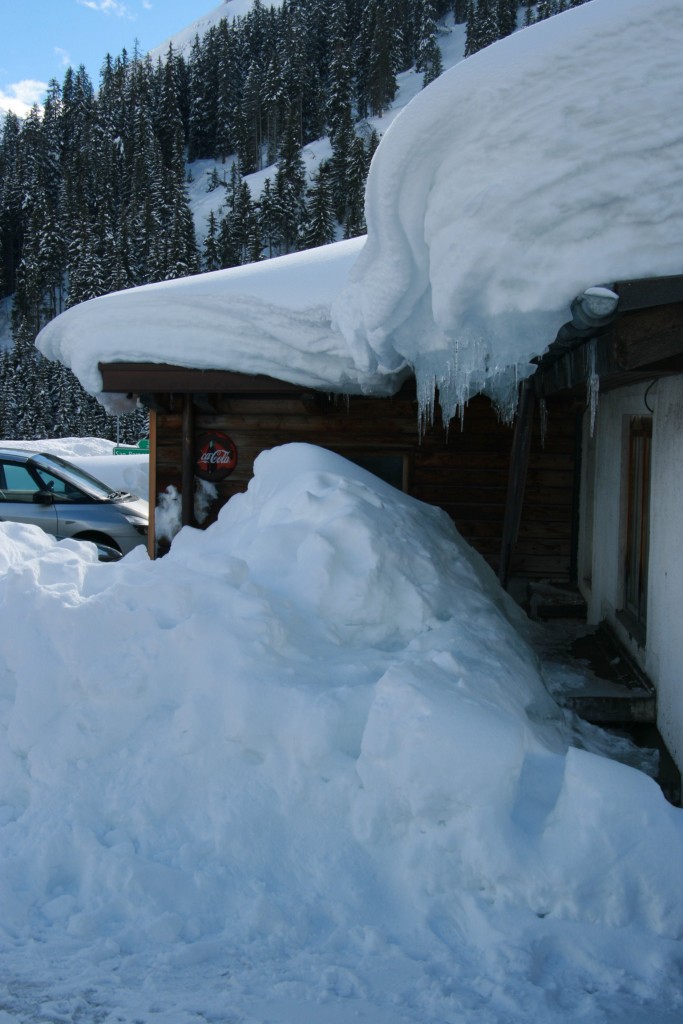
[{"x1": 72, "y1": 532, "x2": 123, "y2": 560}]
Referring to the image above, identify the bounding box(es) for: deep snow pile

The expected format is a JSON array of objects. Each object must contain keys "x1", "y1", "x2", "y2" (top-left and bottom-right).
[
  {"x1": 36, "y1": 0, "x2": 683, "y2": 426},
  {"x1": 1, "y1": 444, "x2": 682, "y2": 1022}
]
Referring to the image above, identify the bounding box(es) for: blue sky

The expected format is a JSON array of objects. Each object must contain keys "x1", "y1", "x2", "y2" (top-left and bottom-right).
[{"x1": 0, "y1": 0, "x2": 225, "y2": 116}]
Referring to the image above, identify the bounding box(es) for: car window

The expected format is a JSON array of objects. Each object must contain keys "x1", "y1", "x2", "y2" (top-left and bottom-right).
[
  {"x1": 31, "y1": 453, "x2": 116, "y2": 499},
  {"x1": 33, "y1": 466, "x2": 85, "y2": 503},
  {"x1": 0, "y1": 462, "x2": 41, "y2": 503}
]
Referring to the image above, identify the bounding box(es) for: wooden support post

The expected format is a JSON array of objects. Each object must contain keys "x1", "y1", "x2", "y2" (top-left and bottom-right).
[
  {"x1": 147, "y1": 409, "x2": 157, "y2": 558},
  {"x1": 498, "y1": 380, "x2": 535, "y2": 590},
  {"x1": 181, "y1": 394, "x2": 195, "y2": 528}
]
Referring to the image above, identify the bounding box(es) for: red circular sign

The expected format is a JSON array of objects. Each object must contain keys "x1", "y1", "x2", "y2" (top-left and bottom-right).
[{"x1": 195, "y1": 431, "x2": 238, "y2": 481}]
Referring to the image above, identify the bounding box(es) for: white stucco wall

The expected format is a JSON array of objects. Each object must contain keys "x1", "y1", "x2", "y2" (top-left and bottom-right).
[
  {"x1": 646, "y1": 377, "x2": 683, "y2": 772},
  {"x1": 578, "y1": 376, "x2": 683, "y2": 772}
]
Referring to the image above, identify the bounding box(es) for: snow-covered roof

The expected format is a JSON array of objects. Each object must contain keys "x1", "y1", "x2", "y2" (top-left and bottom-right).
[
  {"x1": 38, "y1": 238, "x2": 397, "y2": 410},
  {"x1": 37, "y1": 0, "x2": 683, "y2": 420}
]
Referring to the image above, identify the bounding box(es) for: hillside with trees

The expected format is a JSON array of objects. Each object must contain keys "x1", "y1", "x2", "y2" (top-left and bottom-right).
[{"x1": 0, "y1": 0, "x2": 586, "y2": 440}]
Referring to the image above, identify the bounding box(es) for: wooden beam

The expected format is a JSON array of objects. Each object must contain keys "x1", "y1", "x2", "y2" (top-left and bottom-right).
[
  {"x1": 99, "y1": 362, "x2": 311, "y2": 396},
  {"x1": 181, "y1": 394, "x2": 194, "y2": 528},
  {"x1": 615, "y1": 274, "x2": 683, "y2": 312},
  {"x1": 612, "y1": 303, "x2": 683, "y2": 369},
  {"x1": 147, "y1": 409, "x2": 157, "y2": 558},
  {"x1": 533, "y1": 305, "x2": 683, "y2": 398}
]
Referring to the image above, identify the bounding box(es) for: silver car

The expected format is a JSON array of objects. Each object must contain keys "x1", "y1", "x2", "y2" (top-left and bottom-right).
[{"x1": 0, "y1": 447, "x2": 148, "y2": 556}]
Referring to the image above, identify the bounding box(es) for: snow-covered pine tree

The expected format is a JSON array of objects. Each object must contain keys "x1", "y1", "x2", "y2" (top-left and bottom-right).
[
  {"x1": 416, "y1": 0, "x2": 444, "y2": 86},
  {"x1": 203, "y1": 210, "x2": 222, "y2": 271},
  {"x1": 302, "y1": 162, "x2": 336, "y2": 249},
  {"x1": 273, "y1": 103, "x2": 308, "y2": 254},
  {"x1": 343, "y1": 133, "x2": 370, "y2": 239},
  {"x1": 0, "y1": 112, "x2": 24, "y2": 298},
  {"x1": 326, "y1": 1, "x2": 354, "y2": 145},
  {"x1": 214, "y1": 19, "x2": 239, "y2": 160}
]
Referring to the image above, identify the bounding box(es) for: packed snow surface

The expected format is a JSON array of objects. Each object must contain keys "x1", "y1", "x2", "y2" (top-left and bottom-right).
[
  {"x1": 1, "y1": 443, "x2": 682, "y2": 1022},
  {"x1": 37, "y1": 0, "x2": 683, "y2": 424}
]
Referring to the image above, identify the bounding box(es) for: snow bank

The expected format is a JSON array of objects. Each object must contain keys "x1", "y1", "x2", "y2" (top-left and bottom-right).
[{"x1": 1, "y1": 444, "x2": 682, "y2": 1020}]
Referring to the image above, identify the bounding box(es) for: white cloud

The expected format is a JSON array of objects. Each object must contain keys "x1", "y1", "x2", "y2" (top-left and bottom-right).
[
  {"x1": 54, "y1": 47, "x2": 72, "y2": 69},
  {"x1": 0, "y1": 79, "x2": 47, "y2": 117},
  {"x1": 77, "y1": 0, "x2": 130, "y2": 16}
]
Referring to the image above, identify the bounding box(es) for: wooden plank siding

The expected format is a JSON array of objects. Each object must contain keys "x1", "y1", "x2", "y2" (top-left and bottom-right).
[
  {"x1": 512, "y1": 400, "x2": 578, "y2": 579},
  {"x1": 151, "y1": 389, "x2": 578, "y2": 581}
]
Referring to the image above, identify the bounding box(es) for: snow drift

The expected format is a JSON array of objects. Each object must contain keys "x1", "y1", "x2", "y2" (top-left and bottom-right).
[{"x1": 1, "y1": 446, "x2": 682, "y2": 1023}]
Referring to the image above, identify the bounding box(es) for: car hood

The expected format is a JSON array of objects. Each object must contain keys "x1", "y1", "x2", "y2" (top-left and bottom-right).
[{"x1": 116, "y1": 495, "x2": 149, "y2": 518}]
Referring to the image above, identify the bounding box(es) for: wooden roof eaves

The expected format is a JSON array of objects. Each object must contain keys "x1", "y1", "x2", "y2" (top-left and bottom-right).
[
  {"x1": 98, "y1": 362, "x2": 323, "y2": 396},
  {"x1": 98, "y1": 362, "x2": 418, "y2": 404},
  {"x1": 532, "y1": 276, "x2": 683, "y2": 399}
]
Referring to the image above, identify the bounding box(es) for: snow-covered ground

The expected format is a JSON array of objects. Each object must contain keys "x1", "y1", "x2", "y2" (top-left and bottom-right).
[
  {"x1": 1, "y1": 442, "x2": 682, "y2": 1023},
  {"x1": 4, "y1": 2, "x2": 683, "y2": 1019}
]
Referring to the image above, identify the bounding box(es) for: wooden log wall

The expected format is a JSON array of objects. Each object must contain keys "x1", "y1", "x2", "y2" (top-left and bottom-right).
[{"x1": 152, "y1": 389, "x2": 577, "y2": 581}]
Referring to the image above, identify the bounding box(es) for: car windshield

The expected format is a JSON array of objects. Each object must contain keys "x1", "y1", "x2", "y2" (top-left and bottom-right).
[{"x1": 29, "y1": 453, "x2": 118, "y2": 501}]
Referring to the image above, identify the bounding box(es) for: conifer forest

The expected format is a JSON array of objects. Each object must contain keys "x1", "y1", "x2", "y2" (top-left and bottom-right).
[{"x1": 0, "y1": 0, "x2": 585, "y2": 441}]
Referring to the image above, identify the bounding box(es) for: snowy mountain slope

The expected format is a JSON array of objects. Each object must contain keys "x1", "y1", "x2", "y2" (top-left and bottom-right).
[
  {"x1": 184, "y1": 14, "x2": 468, "y2": 244},
  {"x1": 149, "y1": 0, "x2": 285, "y2": 64}
]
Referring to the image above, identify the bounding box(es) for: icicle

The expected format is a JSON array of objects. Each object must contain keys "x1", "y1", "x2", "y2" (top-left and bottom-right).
[
  {"x1": 415, "y1": 365, "x2": 437, "y2": 437},
  {"x1": 413, "y1": 339, "x2": 537, "y2": 436}
]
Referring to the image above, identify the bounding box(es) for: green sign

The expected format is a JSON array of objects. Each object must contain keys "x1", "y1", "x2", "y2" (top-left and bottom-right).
[{"x1": 113, "y1": 438, "x2": 150, "y2": 455}]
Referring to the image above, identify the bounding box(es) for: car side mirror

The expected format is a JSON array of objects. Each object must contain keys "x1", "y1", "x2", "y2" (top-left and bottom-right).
[{"x1": 33, "y1": 490, "x2": 54, "y2": 505}]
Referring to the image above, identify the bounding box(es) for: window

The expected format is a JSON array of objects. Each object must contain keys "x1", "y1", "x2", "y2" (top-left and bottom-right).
[
  {"x1": 0, "y1": 461, "x2": 41, "y2": 503},
  {"x1": 32, "y1": 466, "x2": 83, "y2": 502},
  {"x1": 621, "y1": 416, "x2": 652, "y2": 641},
  {"x1": 347, "y1": 454, "x2": 408, "y2": 491}
]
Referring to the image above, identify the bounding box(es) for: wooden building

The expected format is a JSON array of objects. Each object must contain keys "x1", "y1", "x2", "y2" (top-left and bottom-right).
[
  {"x1": 97, "y1": 274, "x2": 682, "y2": 602},
  {"x1": 91, "y1": 273, "x2": 683, "y2": 775},
  {"x1": 99, "y1": 361, "x2": 578, "y2": 584}
]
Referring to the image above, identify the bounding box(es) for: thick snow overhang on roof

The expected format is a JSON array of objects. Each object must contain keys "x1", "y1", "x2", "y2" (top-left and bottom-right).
[
  {"x1": 37, "y1": 238, "x2": 411, "y2": 414},
  {"x1": 36, "y1": 0, "x2": 683, "y2": 423},
  {"x1": 333, "y1": 0, "x2": 683, "y2": 422}
]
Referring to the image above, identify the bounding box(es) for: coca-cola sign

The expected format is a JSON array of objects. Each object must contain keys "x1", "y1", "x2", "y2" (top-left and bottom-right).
[{"x1": 194, "y1": 431, "x2": 238, "y2": 481}]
